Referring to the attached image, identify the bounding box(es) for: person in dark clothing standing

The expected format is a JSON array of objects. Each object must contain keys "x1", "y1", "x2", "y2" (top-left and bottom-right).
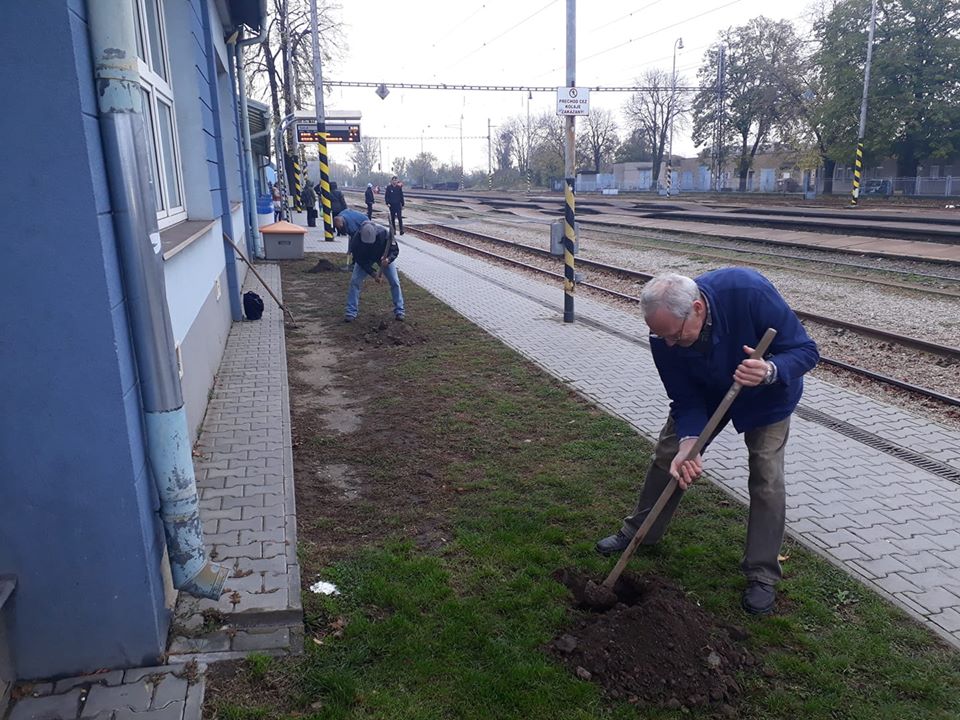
[
  {"x1": 343, "y1": 221, "x2": 405, "y2": 322},
  {"x1": 384, "y1": 176, "x2": 405, "y2": 235},
  {"x1": 300, "y1": 183, "x2": 317, "y2": 227},
  {"x1": 330, "y1": 181, "x2": 347, "y2": 217},
  {"x1": 364, "y1": 182, "x2": 375, "y2": 219},
  {"x1": 595, "y1": 269, "x2": 819, "y2": 616}
]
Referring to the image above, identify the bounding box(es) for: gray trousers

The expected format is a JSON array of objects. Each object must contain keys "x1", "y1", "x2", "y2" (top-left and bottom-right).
[{"x1": 621, "y1": 414, "x2": 791, "y2": 585}]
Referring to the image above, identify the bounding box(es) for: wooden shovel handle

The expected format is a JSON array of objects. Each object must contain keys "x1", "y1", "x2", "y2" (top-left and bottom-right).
[{"x1": 601, "y1": 327, "x2": 778, "y2": 590}]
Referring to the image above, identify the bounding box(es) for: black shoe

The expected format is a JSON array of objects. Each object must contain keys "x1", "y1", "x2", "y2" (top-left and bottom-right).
[
  {"x1": 343, "y1": 316, "x2": 355, "y2": 323},
  {"x1": 741, "y1": 581, "x2": 776, "y2": 615},
  {"x1": 595, "y1": 531, "x2": 631, "y2": 556},
  {"x1": 395, "y1": 314, "x2": 405, "y2": 322}
]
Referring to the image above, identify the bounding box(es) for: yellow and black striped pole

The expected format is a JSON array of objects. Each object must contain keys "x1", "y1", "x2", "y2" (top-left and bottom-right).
[
  {"x1": 851, "y1": 0, "x2": 877, "y2": 207},
  {"x1": 850, "y1": 142, "x2": 864, "y2": 206},
  {"x1": 292, "y1": 156, "x2": 303, "y2": 212},
  {"x1": 563, "y1": 177, "x2": 576, "y2": 323},
  {"x1": 317, "y1": 132, "x2": 334, "y2": 241}
]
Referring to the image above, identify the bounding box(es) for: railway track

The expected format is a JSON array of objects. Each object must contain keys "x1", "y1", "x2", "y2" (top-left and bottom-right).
[{"x1": 409, "y1": 223, "x2": 960, "y2": 409}]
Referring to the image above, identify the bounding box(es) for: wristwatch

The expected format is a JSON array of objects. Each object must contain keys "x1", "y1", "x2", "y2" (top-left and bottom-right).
[{"x1": 762, "y1": 361, "x2": 778, "y2": 385}]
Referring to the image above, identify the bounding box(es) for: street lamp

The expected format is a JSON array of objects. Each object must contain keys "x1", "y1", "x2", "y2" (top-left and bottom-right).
[{"x1": 667, "y1": 36, "x2": 683, "y2": 198}]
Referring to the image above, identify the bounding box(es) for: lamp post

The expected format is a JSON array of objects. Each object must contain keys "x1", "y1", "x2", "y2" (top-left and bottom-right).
[{"x1": 667, "y1": 36, "x2": 683, "y2": 198}]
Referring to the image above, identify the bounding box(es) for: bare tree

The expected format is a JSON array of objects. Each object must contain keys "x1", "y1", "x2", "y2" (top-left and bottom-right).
[
  {"x1": 494, "y1": 127, "x2": 515, "y2": 171},
  {"x1": 391, "y1": 156, "x2": 408, "y2": 179},
  {"x1": 623, "y1": 68, "x2": 684, "y2": 189},
  {"x1": 579, "y1": 108, "x2": 620, "y2": 171},
  {"x1": 350, "y1": 137, "x2": 380, "y2": 180},
  {"x1": 242, "y1": 0, "x2": 343, "y2": 151}
]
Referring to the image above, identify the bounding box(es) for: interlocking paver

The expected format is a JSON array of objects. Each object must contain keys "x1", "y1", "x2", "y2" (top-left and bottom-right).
[{"x1": 393, "y1": 232, "x2": 960, "y2": 650}]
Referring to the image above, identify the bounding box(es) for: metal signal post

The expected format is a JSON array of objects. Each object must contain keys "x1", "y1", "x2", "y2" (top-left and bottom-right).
[
  {"x1": 850, "y1": 0, "x2": 878, "y2": 207},
  {"x1": 562, "y1": 0, "x2": 576, "y2": 323},
  {"x1": 310, "y1": 0, "x2": 334, "y2": 240}
]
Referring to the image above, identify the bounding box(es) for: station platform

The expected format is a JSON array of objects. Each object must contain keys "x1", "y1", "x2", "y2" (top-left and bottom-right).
[{"x1": 339, "y1": 226, "x2": 960, "y2": 649}]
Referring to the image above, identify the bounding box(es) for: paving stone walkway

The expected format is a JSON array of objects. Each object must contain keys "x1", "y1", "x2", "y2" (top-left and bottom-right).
[
  {"x1": 391, "y1": 230, "x2": 960, "y2": 649},
  {"x1": 168, "y1": 263, "x2": 301, "y2": 662}
]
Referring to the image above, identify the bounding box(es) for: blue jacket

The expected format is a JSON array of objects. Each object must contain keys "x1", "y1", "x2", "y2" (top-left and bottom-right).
[
  {"x1": 337, "y1": 209, "x2": 368, "y2": 236},
  {"x1": 650, "y1": 268, "x2": 819, "y2": 438}
]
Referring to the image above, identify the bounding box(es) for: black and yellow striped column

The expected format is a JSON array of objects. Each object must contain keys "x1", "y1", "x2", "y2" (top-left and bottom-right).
[
  {"x1": 317, "y1": 133, "x2": 334, "y2": 242},
  {"x1": 563, "y1": 177, "x2": 576, "y2": 323},
  {"x1": 849, "y1": 142, "x2": 864, "y2": 206},
  {"x1": 666, "y1": 160, "x2": 673, "y2": 197},
  {"x1": 292, "y1": 156, "x2": 303, "y2": 212}
]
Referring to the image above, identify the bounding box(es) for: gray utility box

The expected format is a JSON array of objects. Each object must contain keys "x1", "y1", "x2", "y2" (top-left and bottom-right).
[
  {"x1": 260, "y1": 221, "x2": 305, "y2": 260},
  {"x1": 549, "y1": 220, "x2": 580, "y2": 257}
]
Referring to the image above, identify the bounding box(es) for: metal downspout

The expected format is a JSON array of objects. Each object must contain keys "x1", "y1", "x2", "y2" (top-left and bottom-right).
[
  {"x1": 87, "y1": 0, "x2": 227, "y2": 599},
  {"x1": 201, "y1": 0, "x2": 242, "y2": 322},
  {"x1": 235, "y1": 2, "x2": 267, "y2": 258},
  {"x1": 226, "y1": 33, "x2": 253, "y2": 259}
]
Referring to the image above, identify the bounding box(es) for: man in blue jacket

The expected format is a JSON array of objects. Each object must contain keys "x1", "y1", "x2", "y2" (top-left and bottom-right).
[
  {"x1": 333, "y1": 208, "x2": 369, "y2": 238},
  {"x1": 596, "y1": 268, "x2": 819, "y2": 615}
]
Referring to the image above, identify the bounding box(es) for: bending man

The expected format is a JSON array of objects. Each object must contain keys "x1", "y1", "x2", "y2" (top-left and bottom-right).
[{"x1": 596, "y1": 268, "x2": 819, "y2": 615}]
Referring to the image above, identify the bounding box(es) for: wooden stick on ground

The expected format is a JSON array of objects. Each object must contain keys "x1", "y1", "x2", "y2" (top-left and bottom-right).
[{"x1": 223, "y1": 234, "x2": 298, "y2": 326}]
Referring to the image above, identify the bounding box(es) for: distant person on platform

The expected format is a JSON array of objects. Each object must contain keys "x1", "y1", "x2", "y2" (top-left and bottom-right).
[
  {"x1": 333, "y1": 208, "x2": 369, "y2": 238},
  {"x1": 594, "y1": 268, "x2": 819, "y2": 616},
  {"x1": 300, "y1": 182, "x2": 317, "y2": 227},
  {"x1": 385, "y1": 176, "x2": 405, "y2": 235},
  {"x1": 365, "y1": 183, "x2": 375, "y2": 219},
  {"x1": 330, "y1": 181, "x2": 347, "y2": 218},
  {"x1": 344, "y1": 221, "x2": 404, "y2": 323},
  {"x1": 271, "y1": 183, "x2": 283, "y2": 222}
]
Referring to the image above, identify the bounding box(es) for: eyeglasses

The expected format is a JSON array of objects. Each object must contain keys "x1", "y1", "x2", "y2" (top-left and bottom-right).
[{"x1": 663, "y1": 313, "x2": 689, "y2": 344}]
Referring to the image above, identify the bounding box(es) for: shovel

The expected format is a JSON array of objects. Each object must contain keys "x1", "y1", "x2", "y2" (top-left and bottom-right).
[{"x1": 589, "y1": 327, "x2": 778, "y2": 607}]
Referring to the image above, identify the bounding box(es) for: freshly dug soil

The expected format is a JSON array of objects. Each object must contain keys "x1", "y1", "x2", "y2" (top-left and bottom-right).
[
  {"x1": 306, "y1": 258, "x2": 342, "y2": 272},
  {"x1": 552, "y1": 569, "x2": 755, "y2": 713}
]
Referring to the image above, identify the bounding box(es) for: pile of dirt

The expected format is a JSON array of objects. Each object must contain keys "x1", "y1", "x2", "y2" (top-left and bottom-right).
[
  {"x1": 551, "y1": 569, "x2": 755, "y2": 714},
  {"x1": 306, "y1": 258, "x2": 342, "y2": 272},
  {"x1": 361, "y1": 319, "x2": 427, "y2": 347}
]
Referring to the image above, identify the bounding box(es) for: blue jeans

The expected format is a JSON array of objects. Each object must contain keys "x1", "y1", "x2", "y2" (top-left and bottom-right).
[{"x1": 344, "y1": 262, "x2": 405, "y2": 319}]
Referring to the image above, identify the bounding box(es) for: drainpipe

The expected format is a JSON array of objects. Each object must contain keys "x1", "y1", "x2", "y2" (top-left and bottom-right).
[
  {"x1": 87, "y1": 0, "x2": 228, "y2": 599},
  {"x1": 234, "y1": 1, "x2": 268, "y2": 258},
  {"x1": 226, "y1": 31, "x2": 253, "y2": 259},
  {"x1": 201, "y1": 0, "x2": 242, "y2": 323}
]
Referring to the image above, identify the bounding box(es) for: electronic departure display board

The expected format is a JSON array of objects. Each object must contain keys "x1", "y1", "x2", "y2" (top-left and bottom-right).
[{"x1": 296, "y1": 123, "x2": 361, "y2": 144}]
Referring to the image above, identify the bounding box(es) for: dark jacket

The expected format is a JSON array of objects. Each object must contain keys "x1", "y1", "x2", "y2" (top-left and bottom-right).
[
  {"x1": 330, "y1": 182, "x2": 347, "y2": 216},
  {"x1": 649, "y1": 267, "x2": 819, "y2": 438},
  {"x1": 365, "y1": 186, "x2": 375, "y2": 205},
  {"x1": 384, "y1": 183, "x2": 404, "y2": 208},
  {"x1": 348, "y1": 223, "x2": 400, "y2": 278},
  {"x1": 300, "y1": 185, "x2": 316, "y2": 209}
]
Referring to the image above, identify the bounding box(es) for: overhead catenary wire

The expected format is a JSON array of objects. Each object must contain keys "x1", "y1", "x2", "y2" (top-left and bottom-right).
[{"x1": 447, "y1": 0, "x2": 560, "y2": 70}]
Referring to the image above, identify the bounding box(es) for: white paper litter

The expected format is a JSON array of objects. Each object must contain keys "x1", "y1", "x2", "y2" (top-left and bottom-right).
[{"x1": 309, "y1": 580, "x2": 340, "y2": 595}]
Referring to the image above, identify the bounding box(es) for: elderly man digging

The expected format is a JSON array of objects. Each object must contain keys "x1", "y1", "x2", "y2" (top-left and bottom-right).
[{"x1": 596, "y1": 268, "x2": 819, "y2": 615}]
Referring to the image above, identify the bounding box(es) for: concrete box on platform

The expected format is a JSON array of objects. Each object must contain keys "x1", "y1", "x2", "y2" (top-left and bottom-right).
[{"x1": 260, "y1": 221, "x2": 305, "y2": 260}]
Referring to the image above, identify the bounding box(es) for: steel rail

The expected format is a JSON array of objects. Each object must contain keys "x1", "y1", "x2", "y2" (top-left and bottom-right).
[
  {"x1": 409, "y1": 225, "x2": 960, "y2": 409},
  {"x1": 418, "y1": 223, "x2": 960, "y2": 361}
]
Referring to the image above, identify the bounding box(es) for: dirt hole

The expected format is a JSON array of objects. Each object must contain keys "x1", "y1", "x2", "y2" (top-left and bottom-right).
[
  {"x1": 551, "y1": 569, "x2": 756, "y2": 713},
  {"x1": 307, "y1": 258, "x2": 342, "y2": 273},
  {"x1": 360, "y1": 319, "x2": 427, "y2": 347}
]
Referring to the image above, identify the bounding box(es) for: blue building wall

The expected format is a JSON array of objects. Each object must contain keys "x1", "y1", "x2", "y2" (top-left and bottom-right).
[{"x1": 0, "y1": 2, "x2": 171, "y2": 678}]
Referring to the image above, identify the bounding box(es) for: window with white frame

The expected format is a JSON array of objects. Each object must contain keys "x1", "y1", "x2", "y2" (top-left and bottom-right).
[{"x1": 132, "y1": 0, "x2": 185, "y2": 228}]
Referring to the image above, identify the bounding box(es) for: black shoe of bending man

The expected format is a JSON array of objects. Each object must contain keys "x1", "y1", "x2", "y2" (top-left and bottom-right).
[
  {"x1": 595, "y1": 531, "x2": 631, "y2": 556},
  {"x1": 741, "y1": 581, "x2": 776, "y2": 615}
]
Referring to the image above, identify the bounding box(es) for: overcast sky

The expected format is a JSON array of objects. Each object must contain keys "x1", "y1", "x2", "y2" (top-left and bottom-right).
[{"x1": 321, "y1": 0, "x2": 814, "y2": 173}]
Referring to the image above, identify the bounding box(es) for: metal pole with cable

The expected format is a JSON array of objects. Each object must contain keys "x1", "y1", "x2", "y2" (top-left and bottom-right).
[
  {"x1": 562, "y1": 0, "x2": 576, "y2": 323},
  {"x1": 310, "y1": 0, "x2": 334, "y2": 240},
  {"x1": 667, "y1": 37, "x2": 683, "y2": 198},
  {"x1": 487, "y1": 117, "x2": 492, "y2": 190},
  {"x1": 850, "y1": 0, "x2": 878, "y2": 207},
  {"x1": 459, "y1": 114, "x2": 465, "y2": 190},
  {"x1": 526, "y1": 90, "x2": 532, "y2": 194}
]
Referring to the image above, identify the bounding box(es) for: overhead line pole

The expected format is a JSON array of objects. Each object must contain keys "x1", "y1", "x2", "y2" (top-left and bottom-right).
[
  {"x1": 850, "y1": 0, "x2": 878, "y2": 207},
  {"x1": 562, "y1": 0, "x2": 576, "y2": 323},
  {"x1": 310, "y1": 0, "x2": 334, "y2": 240}
]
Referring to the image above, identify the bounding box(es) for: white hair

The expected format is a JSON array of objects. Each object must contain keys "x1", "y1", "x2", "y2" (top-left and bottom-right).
[{"x1": 640, "y1": 273, "x2": 699, "y2": 319}]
